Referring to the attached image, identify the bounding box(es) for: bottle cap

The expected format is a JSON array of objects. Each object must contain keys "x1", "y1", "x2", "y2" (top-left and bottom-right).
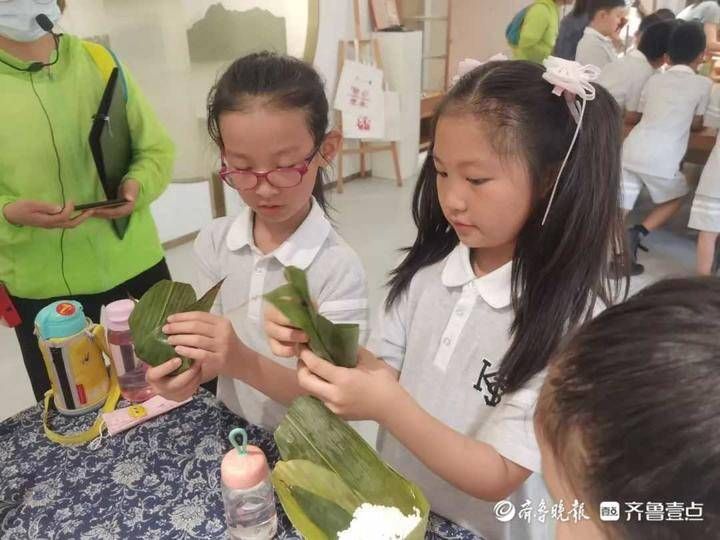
[
  {"x1": 221, "y1": 428, "x2": 270, "y2": 490},
  {"x1": 35, "y1": 301, "x2": 87, "y2": 339},
  {"x1": 104, "y1": 299, "x2": 135, "y2": 332}
]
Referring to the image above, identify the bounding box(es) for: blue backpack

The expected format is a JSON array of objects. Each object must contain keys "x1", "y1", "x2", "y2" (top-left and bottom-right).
[{"x1": 506, "y1": 6, "x2": 530, "y2": 47}]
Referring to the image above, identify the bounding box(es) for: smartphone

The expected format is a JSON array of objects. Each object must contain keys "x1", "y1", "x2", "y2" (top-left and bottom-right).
[{"x1": 76, "y1": 198, "x2": 127, "y2": 211}]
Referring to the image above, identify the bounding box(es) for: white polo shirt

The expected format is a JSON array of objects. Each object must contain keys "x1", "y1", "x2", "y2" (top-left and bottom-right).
[
  {"x1": 194, "y1": 199, "x2": 368, "y2": 430},
  {"x1": 678, "y1": 1, "x2": 720, "y2": 24},
  {"x1": 368, "y1": 243, "x2": 548, "y2": 540},
  {"x1": 598, "y1": 49, "x2": 656, "y2": 112},
  {"x1": 575, "y1": 26, "x2": 617, "y2": 69},
  {"x1": 623, "y1": 65, "x2": 712, "y2": 179},
  {"x1": 696, "y1": 88, "x2": 720, "y2": 198}
]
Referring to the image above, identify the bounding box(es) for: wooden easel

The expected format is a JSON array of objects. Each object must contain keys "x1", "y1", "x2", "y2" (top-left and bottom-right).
[{"x1": 335, "y1": 0, "x2": 402, "y2": 193}]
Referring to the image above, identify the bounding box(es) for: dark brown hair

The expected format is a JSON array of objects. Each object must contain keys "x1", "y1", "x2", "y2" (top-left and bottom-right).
[
  {"x1": 386, "y1": 60, "x2": 626, "y2": 394},
  {"x1": 537, "y1": 277, "x2": 720, "y2": 539},
  {"x1": 207, "y1": 52, "x2": 331, "y2": 213}
]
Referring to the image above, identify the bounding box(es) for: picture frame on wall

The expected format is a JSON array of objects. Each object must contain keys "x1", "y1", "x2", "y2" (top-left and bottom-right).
[{"x1": 370, "y1": 0, "x2": 402, "y2": 31}]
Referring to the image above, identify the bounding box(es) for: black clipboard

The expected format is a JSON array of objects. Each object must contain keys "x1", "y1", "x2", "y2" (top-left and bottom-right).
[{"x1": 88, "y1": 67, "x2": 132, "y2": 239}]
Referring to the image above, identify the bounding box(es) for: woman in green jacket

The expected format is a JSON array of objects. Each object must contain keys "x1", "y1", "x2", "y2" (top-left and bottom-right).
[
  {"x1": 514, "y1": 0, "x2": 574, "y2": 64},
  {"x1": 0, "y1": 0, "x2": 175, "y2": 401}
]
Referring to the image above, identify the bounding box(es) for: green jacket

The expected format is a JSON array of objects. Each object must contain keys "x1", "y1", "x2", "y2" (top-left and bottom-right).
[
  {"x1": 0, "y1": 34, "x2": 174, "y2": 299},
  {"x1": 514, "y1": 0, "x2": 560, "y2": 64}
]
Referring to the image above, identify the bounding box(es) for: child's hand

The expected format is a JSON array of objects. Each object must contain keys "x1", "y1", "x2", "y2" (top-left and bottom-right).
[
  {"x1": 297, "y1": 346, "x2": 401, "y2": 422},
  {"x1": 145, "y1": 359, "x2": 202, "y2": 402},
  {"x1": 263, "y1": 303, "x2": 309, "y2": 357},
  {"x1": 163, "y1": 311, "x2": 244, "y2": 376}
]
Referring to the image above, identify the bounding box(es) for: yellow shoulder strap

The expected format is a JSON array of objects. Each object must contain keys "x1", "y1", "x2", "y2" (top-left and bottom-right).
[
  {"x1": 82, "y1": 40, "x2": 116, "y2": 82},
  {"x1": 42, "y1": 367, "x2": 121, "y2": 446}
]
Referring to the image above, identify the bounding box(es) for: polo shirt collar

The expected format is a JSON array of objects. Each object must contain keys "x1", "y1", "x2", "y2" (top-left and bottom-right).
[
  {"x1": 225, "y1": 198, "x2": 332, "y2": 270},
  {"x1": 441, "y1": 243, "x2": 512, "y2": 309}
]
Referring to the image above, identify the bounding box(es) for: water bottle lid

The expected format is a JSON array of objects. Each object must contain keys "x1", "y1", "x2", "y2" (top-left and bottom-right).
[
  {"x1": 105, "y1": 299, "x2": 135, "y2": 331},
  {"x1": 221, "y1": 428, "x2": 270, "y2": 490},
  {"x1": 35, "y1": 301, "x2": 87, "y2": 339}
]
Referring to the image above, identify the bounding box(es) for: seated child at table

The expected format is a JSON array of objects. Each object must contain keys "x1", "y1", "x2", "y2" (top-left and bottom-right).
[
  {"x1": 620, "y1": 20, "x2": 712, "y2": 275},
  {"x1": 689, "y1": 91, "x2": 720, "y2": 275},
  {"x1": 536, "y1": 276, "x2": 720, "y2": 539},
  {"x1": 145, "y1": 52, "x2": 368, "y2": 430},
  {"x1": 598, "y1": 19, "x2": 674, "y2": 122},
  {"x1": 576, "y1": 0, "x2": 627, "y2": 68}
]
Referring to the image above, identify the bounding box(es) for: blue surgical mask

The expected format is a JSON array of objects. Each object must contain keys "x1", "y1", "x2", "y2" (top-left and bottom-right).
[{"x1": 0, "y1": 0, "x2": 60, "y2": 42}]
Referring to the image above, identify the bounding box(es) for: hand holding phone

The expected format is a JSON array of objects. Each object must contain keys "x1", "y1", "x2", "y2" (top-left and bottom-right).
[{"x1": 75, "y1": 198, "x2": 127, "y2": 211}]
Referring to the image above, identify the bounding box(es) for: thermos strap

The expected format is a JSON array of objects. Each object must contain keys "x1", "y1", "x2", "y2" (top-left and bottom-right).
[{"x1": 42, "y1": 370, "x2": 121, "y2": 446}]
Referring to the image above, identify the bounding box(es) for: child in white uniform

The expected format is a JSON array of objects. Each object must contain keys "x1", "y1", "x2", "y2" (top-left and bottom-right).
[
  {"x1": 536, "y1": 277, "x2": 720, "y2": 538},
  {"x1": 266, "y1": 58, "x2": 625, "y2": 538},
  {"x1": 689, "y1": 91, "x2": 720, "y2": 275},
  {"x1": 621, "y1": 21, "x2": 712, "y2": 275},
  {"x1": 598, "y1": 20, "x2": 673, "y2": 120},
  {"x1": 575, "y1": 0, "x2": 627, "y2": 68},
  {"x1": 146, "y1": 53, "x2": 368, "y2": 430}
]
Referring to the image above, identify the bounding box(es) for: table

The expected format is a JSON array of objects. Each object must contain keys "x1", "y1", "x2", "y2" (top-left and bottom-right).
[{"x1": 0, "y1": 390, "x2": 483, "y2": 540}]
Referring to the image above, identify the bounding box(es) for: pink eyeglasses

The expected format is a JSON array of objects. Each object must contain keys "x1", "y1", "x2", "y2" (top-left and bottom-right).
[{"x1": 219, "y1": 146, "x2": 321, "y2": 191}]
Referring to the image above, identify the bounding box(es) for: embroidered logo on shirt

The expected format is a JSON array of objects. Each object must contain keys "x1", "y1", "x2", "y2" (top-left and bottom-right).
[{"x1": 473, "y1": 359, "x2": 502, "y2": 407}]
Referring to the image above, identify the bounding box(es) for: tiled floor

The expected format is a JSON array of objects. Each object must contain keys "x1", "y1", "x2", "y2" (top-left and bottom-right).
[{"x1": 0, "y1": 171, "x2": 707, "y2": 421}]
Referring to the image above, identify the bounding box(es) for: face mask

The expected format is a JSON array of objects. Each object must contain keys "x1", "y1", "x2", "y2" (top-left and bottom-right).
[{"x1": 0, "y1": 0, "x2": 60, "y2": 42}]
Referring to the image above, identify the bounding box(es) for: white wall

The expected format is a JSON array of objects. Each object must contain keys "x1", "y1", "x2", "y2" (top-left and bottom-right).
[{"x1": 59, "y1": 0, "x2": 371, "y2": 242}]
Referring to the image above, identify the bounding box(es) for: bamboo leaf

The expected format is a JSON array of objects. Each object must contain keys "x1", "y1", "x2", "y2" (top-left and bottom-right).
[
  {"x1": 128, "y1": 280, "x2": 223, "y2": 373},
  {"x1": 264, "y1": 267, "x2": 359, "y2": 368},
  {"x1": 272, "y1": 460, "x2": 360, "y2": 539},
  {"x1": 273, "y1": 397, "x2": 429, "y2": 539}
]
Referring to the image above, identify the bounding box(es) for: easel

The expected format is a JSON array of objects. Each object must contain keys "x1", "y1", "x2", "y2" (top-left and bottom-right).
[{"x1": 335, "y1": 0, "x2": 402, "y2": 193}]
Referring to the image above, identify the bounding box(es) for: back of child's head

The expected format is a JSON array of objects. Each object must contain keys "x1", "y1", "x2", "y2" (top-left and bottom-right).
[
  {"x1": 668, "y1": 20, "x2": 707, "y2": 65},
  {"x1": 536, "y1": 277, "x2": 720, "y2": 539},
  {"x1": 638, "y1": 10, "x2": 675, "y2": 34},
  {"x1": 653, "y1": 8, "x2": 676, "y2": 22},
  {"x1": 207, "y1": 51, "x2": 331, "y2": 212},
  {"x1": 387, "y1": 59, "x2": 625, "y2": 394},
  {"x1": 588, "y1": 0, "x2": 626, "y2": 20},
  {"x1": 638, "y1": 20, "x2": 675, "y2": 62}
]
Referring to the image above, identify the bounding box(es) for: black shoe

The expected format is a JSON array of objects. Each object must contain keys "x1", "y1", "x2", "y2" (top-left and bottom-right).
[
  {"x1": 609, "y1": 258, "x2": 645, "y2": 279},
  {"x1": 627, "y1": 225, "x2": 649, "y2": 274}
]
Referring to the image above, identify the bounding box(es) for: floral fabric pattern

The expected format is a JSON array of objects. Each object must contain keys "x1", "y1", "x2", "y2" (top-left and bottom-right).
[{"x1": 0, "y1": 391, "x2": 483, "y2": 539}]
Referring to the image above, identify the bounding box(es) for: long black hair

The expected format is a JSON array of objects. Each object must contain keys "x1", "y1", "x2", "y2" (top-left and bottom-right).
[
  {"x1": 386, "y1": 60, "x2": 626, "y2": 394},
  {"x1": 207, "y1": 51, "x2": 331, "y2": 213},
  {"x1": 537, "y1": 277, "x2": 720, "y2": 538},
  {"x1": 571, "y1": 0, "x2": 589, "y2": 17}
]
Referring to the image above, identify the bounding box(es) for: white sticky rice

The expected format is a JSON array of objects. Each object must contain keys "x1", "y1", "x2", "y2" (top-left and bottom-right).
[{"x1": 337, "y1": 503, "x2": 421, "y2": 540}]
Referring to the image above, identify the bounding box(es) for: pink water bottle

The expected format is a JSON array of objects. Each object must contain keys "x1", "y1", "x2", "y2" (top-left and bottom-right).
[
  {"x1": 221, "y1": 428, "x2": 278, "y2": 539},
  {"x1": 105, "y1": 299, "x2": 155, "y2": 403}
]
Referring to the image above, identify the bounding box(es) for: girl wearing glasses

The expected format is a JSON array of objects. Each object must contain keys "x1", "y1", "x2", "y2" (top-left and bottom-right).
[{"x1": 146, "y1": 52, "x2": 368, "y2": 430}]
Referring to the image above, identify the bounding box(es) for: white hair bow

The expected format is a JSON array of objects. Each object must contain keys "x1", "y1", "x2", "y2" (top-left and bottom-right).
[
  {"x1": 540, "y1": 56, "x2": 601, "y2": 226},
  {"x1": 451, "y1": 54, "x2": 508, "y2": 86},
  {"x1": 542, "y1": 56, "x2": 600, "y2": 100}
]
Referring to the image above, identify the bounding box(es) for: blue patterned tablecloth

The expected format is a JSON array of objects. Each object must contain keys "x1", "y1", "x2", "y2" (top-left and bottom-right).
[{"x1": 0, "y1": 390, "x2": 482, "y2": 540}]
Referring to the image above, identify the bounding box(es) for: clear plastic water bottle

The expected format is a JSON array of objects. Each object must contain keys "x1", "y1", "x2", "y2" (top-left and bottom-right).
[
  {"x1": 221, "y1": 428, "x2": 278, "y2": 540},
  {"x1": 105, "y1": 299, "x2": 155, "y2": 403}
]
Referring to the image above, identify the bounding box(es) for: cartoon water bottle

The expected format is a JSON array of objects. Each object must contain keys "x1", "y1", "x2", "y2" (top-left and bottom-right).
[{"x1": 35, "y1": 301, "x2": 110, "y2": 415}]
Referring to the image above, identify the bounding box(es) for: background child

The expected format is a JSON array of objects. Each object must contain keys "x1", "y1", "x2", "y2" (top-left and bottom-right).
[
  {"x1": 146, "y1": 52, "x2": 368, "y2": 430},
  {"x1": 599, "y1": 19, "x2": 674, "y2": 121},
  {"x1": 621, "y1": 21, "x2": 711, "y2": 275},
  {"x1": 266, "y1": 58, "x2": 625, "y2": 538},
  {"x1": 678, "y1": 0, "x2": 720, "y2": 53},
  {"x1": 576, "y1": 0, "x2": 628, "y2": 68},
  {"x1": 689, "y1": 100, "x2": 720, "y2": 275},
  {"x1": 536, "y1": 277, "x2": 720, "y2": 539}
]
